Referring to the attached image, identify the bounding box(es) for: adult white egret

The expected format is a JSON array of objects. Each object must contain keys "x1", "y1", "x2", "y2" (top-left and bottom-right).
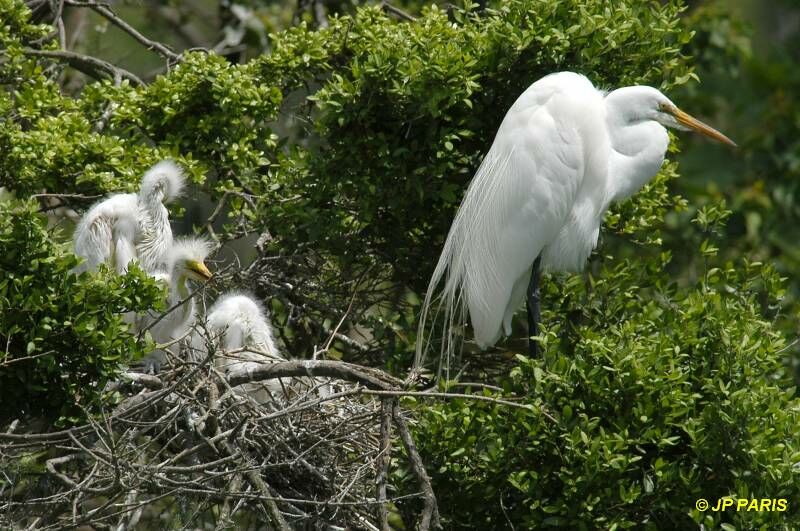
[
  {"x1": 140, "y1": 236, "x2": 213, "y2": 373},
  {"x1": 191, "y1": 293, "x2": 292, "y2": 402},
  {"x1": 73, "y1": 160, "x2": 185, "y2": 275},
  {"x1": 415, "y1": 72, "x2": 735, "y2": 371}
]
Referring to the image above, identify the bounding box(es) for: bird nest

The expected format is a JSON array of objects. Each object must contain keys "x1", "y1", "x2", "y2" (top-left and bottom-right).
[{"x1": 0, "y1": 343, "x2": 440, "y2": 530}]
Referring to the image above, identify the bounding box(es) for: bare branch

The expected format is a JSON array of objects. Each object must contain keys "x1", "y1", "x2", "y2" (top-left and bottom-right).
[
  {"x1": 375, "y1": 399, "x2": 392, "y2": 530},
  {"x1": 392, "y1": 401, "x2": 440, "y2": 530},
  {"x1": 64, "y1": 0, "x2": 181, "y2": 62},
  {"x1": 20, "y1": 48, "x2": 143, "y2": 85},
  {"x1": 364, "y1": 389, "x2": 558, "y2": 421},
  {"x1": 226, "y1": 358, "x2": 403, "y2": 390},
  {"x1": 380, "y1": 1, "x2": 416, "y2": 22}
]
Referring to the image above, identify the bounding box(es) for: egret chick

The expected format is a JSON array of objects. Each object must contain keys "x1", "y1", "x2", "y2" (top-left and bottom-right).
[
  {"x1": 140, "y1": 236, "x2": 213, "y2": 373},
  {"x1": 73, "y1": 160, "x2": 185, "y2": 275},
  {"x1": 192, "y1": 293, "x2": 293, "y2": 403}
]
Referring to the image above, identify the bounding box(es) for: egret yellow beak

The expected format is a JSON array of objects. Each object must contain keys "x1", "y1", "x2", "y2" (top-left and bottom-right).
[
  {"x1": 187, "y1": 260, "x2": 212, "y2": 282},
  {"x1": 668, "y1": 106, "x2": 737, "y2": 147}
]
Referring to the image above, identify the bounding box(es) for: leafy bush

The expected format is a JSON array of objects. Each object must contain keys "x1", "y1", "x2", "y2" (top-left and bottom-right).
[
  {"x1": 0, "y1": 0, "x2": 700, "y2": 366},
  {"x1": 0, "y1": 200, "x2": 163, "y2": 422},
  {"x1": 411, "y1": 218, "x2": 800, "y2": 528}
]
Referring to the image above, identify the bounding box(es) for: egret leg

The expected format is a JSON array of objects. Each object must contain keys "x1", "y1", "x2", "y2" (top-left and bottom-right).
[{"x1": 526, "y1": 256, "x2": 542, "y2": 357}]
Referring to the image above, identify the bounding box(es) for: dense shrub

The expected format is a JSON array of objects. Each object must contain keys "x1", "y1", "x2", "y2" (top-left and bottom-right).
[
  {"x1": 412, "y1": 220, "x2": 800, "y2": 528},
  {"x1": 0, "y1": 200, "x2": 162, "y2": 421}
]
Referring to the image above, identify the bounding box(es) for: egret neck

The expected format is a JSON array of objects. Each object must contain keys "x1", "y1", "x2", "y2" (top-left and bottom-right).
[{"x1": 604, "y1": 87, "x2": 670, "y2": 205}]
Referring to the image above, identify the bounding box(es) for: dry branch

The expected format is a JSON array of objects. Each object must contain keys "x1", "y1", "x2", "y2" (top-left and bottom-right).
[
  {"x1": 20, "y1": 48, "x2": 143, "y2": 85},
  {"x1": 64, "y1": 0, "x2": 180, "y2": 62},
  {"x1": 376, "y1": 399, "x2": 393, "y2": 530},
  {"x1": 392, "y1": 401, "x2": 441, "y2": 530}
]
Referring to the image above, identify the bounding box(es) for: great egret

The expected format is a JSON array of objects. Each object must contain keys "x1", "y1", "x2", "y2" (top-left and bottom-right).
[
  {"x1": 73, "y1": 160, "x2": 185, "y2": 275},
  {"x1": 191, "y1": 293, "x2": 292, "y2": 402},
  {"x1": 415, "y1": 72, "x2": 735, "y2": 371},
  {"x1": 139, "y1": 236, "x2": 213, "y2": 373}
]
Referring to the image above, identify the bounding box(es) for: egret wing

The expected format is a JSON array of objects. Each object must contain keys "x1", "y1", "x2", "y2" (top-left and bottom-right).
[
  {"x1": 415, "y1": 74, "x2": 593, "y2": 371},
  {"x1": 73, "y1": 194, "x2": 138, "y2": 273},
  {"x1": 112, "y1": 216, "x2": 137, "y2": 274}
]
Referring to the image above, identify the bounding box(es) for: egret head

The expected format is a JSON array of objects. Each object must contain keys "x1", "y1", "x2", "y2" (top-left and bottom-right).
[
  {"x1": 607, "y1": 86, "x2": 735, "y2": 147},
  {"x1": 168, "y1": 237, "x2": 213, "y2": 283},
  {"x1": 629, "y1": 86, "x2": 736, "y2": 146}
]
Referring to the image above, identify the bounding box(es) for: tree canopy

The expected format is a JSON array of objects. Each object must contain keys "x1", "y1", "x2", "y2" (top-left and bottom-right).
[{"x1": 1, "y1": 0, "x2": 799, "y2": 528}]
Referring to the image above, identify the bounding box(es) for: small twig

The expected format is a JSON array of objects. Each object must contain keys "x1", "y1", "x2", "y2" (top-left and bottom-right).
[
  {"x1": 56, "y1": 17, "x2": 66, "y2": 51},
  {"x1": 0, "y1": 350, "x2": 56, "y2": 367},
  {"x1": 216, "y1": 473, "x2": 242, "y2": 529},
  {"x1": 446, "y1": 381, "x2": 505, "y2": 393},
  {"x1": 45, "y1": 454, "x2": 81, "y2": 488},
  {"x1": 137, "y1": 279, "x2": 210, "y2": 338},
  {"x1": 205, "y1": 191, "x2": 230, "y2": 240},
  {"x1": 325, "y1": 329, "x2": 370, "y2": 353},
  {"x1": 222, "y1": 440, "x2": 290, "y2": 531},
  {"x1": 321, "y1": 279, "x2": 361, "y2": 354},
  {"x1": 31, "y1": 193, "x2": 104, "y2": 201},
  {"x1": 116, "y1": 372, "x2": 164, "y2": 390},
  {"x1": 226, "y1": 359, "x2": 402, "y2": 391},
  {"x1": 363, "y1": 389, "x2": 557, "y2": 421}
]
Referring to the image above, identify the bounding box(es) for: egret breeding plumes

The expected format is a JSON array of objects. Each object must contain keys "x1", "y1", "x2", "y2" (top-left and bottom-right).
[
  {"x1": 415, "y1": 72, "x2": 735, "y2": 372},
  {"x1": 73, "y1": 160, "x2": 185, "y2": 275},
  {"x1": 140, "y1": 236, "x2": 213, "y2": 372},
  {"x1": 191, "y1": 293, "x2": 292, "y2": 403}
]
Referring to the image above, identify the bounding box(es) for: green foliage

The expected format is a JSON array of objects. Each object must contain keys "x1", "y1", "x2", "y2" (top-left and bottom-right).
[
  {"x1": 671, "y1": 0, "x2": 800, "y2": 371},
  {"x1": 112, "y1": 52, "x2": 283, "y2": 172},
  {"x1": 0, "y1": 200, "x2": 163, "y2": 422},
  {"x1": 411, "y1": 230, "x2": 800, "y2": 528}
]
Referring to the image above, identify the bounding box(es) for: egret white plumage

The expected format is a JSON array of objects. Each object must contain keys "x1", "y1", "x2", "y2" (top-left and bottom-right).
[
  {"x1": 139, "y1": 236, "x2": 213, "y2": 372},
  {"x1": 73, "y1": 160, "x2": 185, "y2": 275},
  {"x1": 191, "y1": 293, "x2": 291, "y2": 402},
  {"x1": 415, "y1": 72, "x2": 735, "y2": 371}
]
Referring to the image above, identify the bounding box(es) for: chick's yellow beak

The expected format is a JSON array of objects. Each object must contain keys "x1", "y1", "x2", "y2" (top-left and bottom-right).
[
  {"x1": 187, "y1": 260, "x2": 213, "y2": 281},
  {"x1": 669, "y1": 106, "x2": 737, "y2": 147}
]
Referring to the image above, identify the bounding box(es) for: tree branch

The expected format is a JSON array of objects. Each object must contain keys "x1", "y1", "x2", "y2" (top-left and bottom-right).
[
  {"x1": 20, "y1": 48, "x2": 143, "y2": 85},
  {"x1": 375, "y1": 399, "x2": 392, "y2": 531},
  {"x1": 226, "y1": 358, "x2": 403, "y2": 390},
  {"x1": 392, "y1": 401, "x2": 440, "y2": 530},
  {"x1": 64, "y1": 0, "x2": 181, "y2": 62},
  {"x1": 380, "y1": 1, "x2": 416, "y2": 22}
]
